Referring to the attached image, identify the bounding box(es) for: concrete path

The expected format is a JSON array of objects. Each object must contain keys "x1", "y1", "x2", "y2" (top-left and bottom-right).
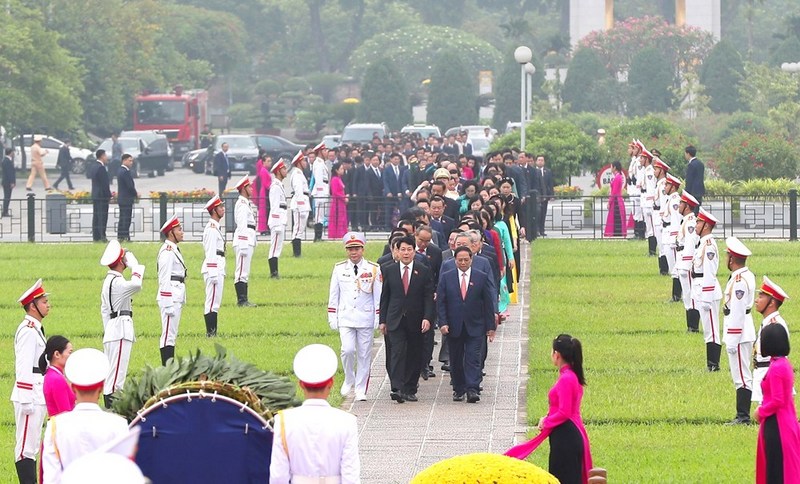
[{"x1": 347, "y1": 245, "x2": 531, "y2": 483}]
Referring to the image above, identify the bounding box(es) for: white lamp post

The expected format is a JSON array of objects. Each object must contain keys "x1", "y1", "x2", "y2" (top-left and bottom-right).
[
  {"x1": 524, "y1": 62, "x2": 536, "y2": 122},
  {"x1": 514, "y1": 46, "x2": 533, "y2": 151}
]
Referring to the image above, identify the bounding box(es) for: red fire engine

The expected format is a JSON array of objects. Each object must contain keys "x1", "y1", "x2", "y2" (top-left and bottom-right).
[{"x1": 133, "y1": 85, "x2": 208, "y2": 160}]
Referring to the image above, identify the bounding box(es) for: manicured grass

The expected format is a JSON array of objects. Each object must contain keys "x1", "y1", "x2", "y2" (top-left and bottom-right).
[
  {"x1": 0, "y1": 241, "x2": 384, "y2": 476},
  {"x1": 525, "y1": 239, "x2": 800, "y2": 482}
]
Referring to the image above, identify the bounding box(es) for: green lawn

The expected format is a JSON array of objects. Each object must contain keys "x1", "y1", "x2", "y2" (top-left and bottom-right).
[{"x1": 524, "y1": 239, "x2": 800, "y2": 482}]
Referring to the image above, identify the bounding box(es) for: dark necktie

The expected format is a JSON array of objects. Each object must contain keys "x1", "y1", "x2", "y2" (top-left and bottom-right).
[{"x1": 353, "y1": 264, "x2": 358, "y2": 276}]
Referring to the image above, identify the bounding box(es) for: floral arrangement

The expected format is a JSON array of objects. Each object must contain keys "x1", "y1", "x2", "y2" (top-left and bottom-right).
[
  {"x1": 149, "y1": 189, "x2": 216, "y2": 202},
  {"x1": 554, "y1": 185, "x2": 583, "y2": 198},
  {"x1": 410, "y1": 453, "x2": 558, "y2": 484},
  {"x1": 64, "y1": 190, "x2": 118, "y2": 204}
]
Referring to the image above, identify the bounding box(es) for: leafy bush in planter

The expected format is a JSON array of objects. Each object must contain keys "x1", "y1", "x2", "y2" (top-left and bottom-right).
[{"x1": 715, "y1": 132, "x2": 799, "y2": 181}]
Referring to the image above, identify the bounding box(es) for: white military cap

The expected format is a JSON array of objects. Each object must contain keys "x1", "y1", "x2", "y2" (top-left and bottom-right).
[
  {"x1": 65, "y1": 348, "x2": 109, "y2": 391},
  {"x1": 159, "y1": 214, "x2": 181, "y2": 234},
  {"x1": 205, "y1": 195, "x2": 222, "y2": 213},
  {"x1": 234, "y1": 175, "x2": 251, "y2": 191},
  {"x1": 18, "y1": 279, "x2": 48, "y2": 307},
  {"x1": 291, "y1": 150, "x2": 304, "y2": 166},
  {"x1": 697, "y1": 207, "x2": 719, "y2": 227},
  {"x1": 725, "y1": 237, "x2": 751, "y2": 259},
  {"x1": 760, "y1": 276, "x2": 790, "y2": 302},
  {"x1": 61, "y1": 453, "x2": 145, "y2": 484},
  {"x1": 343, "y1": 232, "x2": 366, "y2": 248},
  {"x1": 293, "y1": 344, "x2": 338, "y2": 388},
  {"x1": 100, "y1": 240, "x2": 125, "y2": 266}
]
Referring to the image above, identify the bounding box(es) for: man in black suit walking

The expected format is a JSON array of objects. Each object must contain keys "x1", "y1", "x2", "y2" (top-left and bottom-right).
[
  {"x1": 684, "y1": 145, "x2": 705, "y2": 210},
  {"x1": 116, "y1": 154, "x2": 137, "y2": 241},
  {"x1": 415, "y1": 224, "x2": 442, "y2": 380},
  {"x1": 53, "y1": 139, "x2": 74, "y2": 190},
  {"x1": 91, "y1": 149, "x2": 112, "y2": 242},
  {"x1": 2, "y1": 148, "x2": 15, "y2": 217},
  {"x1": 364, "y1": 154, "x2": 384, "y2": 229},
  {"x1": 379, "y1": 235, "x2": 435, "y2": 403},
  {"x1": 531, "y1": 154, "x2": 554, "y2": 237},
  {"x1": 383, "y1": 153, "x2": 407, "y2": 230},
  {"x1": 213, "y1": 142, "x2": 231, "y2": 195}
]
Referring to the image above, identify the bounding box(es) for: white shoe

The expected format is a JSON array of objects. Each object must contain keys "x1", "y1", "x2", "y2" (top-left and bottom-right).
[
  {"x1": 340, "y1": 382, "x2": 353, "y2": 396},
  {"x1": 354, "y1": 393, "x2": 367, "y2": 401}
]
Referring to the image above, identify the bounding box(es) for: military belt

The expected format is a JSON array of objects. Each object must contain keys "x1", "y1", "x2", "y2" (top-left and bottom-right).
[
  {"x1": 216, "y1": 250, "x2": 225, "y2": 256},
  {"x1": 109, "y1": 310, "x2": 133, "y2": 318},
  {"x1": 755, "y1": 361, "x2": 770, "y2": 368},
  {"x1": 691, "y1": 272, "x2": 703, "y2": 278},
  {"x1": 171, "y1": 276, "x2": 185, "y2": 283},
  {"x1": 32, "y1": 367, "x2": 42, "y2": 375},
  {"x1": 247, "y1": 224, "x2": 256, "y2": 229}
]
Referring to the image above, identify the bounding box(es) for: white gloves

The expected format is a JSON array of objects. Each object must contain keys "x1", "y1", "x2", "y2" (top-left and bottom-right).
[
  {"x1": 123, "y1": 250, "x2": 139, "y2": 268},
  {"x1": 164, "y1": 306, "x2": 176, "y2": 317},
  {"x1": 329, "y1": 319, "x2": 338, "y2": 331},
  {"x1": 19, "y1": 402, "x2": 33, "y2": 416},
  {"x1": 727, "y1": 345, "x2": 738, "y2": 355}
]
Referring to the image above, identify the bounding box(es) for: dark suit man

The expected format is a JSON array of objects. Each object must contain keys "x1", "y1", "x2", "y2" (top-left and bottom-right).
[
  {"x1": 213, "y1": 142, "x2": 231, "y2": 196},
  {"x1": 504, "y1": 156, "x2": 528, "y2": 199},
  {"x1": 53, "y1": 141, "x2": 74, "y2": 190},
  {"x1": 91, "y1": 149, "x2": 112, "y2": 241},
  {"x1": 2, "y1": 148, "x2": 15, "y2": 217},
  {"x1": 383, "y1": 154, "x2": 407, "y2": 230},
  {"x1": 415, "y1": 226, "x2": 443, "y2": 380},
  {"x1": 364, "y1": 157, "x2": 384, "y2": 229},
  {"x1": 437, "y1": 247, "x2": 496, "y2": 403},
  {"x1": 684, "y1": 145, "x2": 705, "y2": 210},
  {"x1": 116, "y1": 154, "x2": 137, "y2": 241},
  {"x1": 531, "y1": 155, "x2": 555, "y2": 236},
  {"x1": 379, "y1": 236, "x2": 435, "y2": 403},
  {"x1": 429, "y1": 196, "x2": 455, "y2": 241}
]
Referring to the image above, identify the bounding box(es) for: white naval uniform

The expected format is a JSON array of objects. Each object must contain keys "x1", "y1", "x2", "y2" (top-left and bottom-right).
[
  {"x1": 639, "y1": 164, "x2": 656, "y2": 237},
  {"x1": 752, "y1": 311, "x2": 791, "y2": 402},
  {"x1": 327, "y1": 259, "x2": 382, "y2": 398},
  {"x1": 627, "y1": 156, "x2": 642, "y2": 222},
  {"x1": 100, "y1": 258, "x2": 145, "y2": 395},
  {"x1": 692, "y1": 234, "x2": 722, "y2": 344},
  {"x1": 157, "y1": 240, "x2": 187, "y2": 348},
  {"x1": 269, "y1": 179, "x2": 288, "y2": 259},
  {"x1": 312, "y1": 158, "x2": 330, "y2": 223},
  {"x1": 289, "y1": 167, "x2": 311, "y2": 240},
  {"x1": 660, "y1": 191, "x2": 681, "y2": 275},
  {"x1": 41, "y1": 402, "x2": 129, "y2": 484},
  {"x1": 11, "y1": 315, "x2": 46, "y2": 461},
  {"x1": 270, "y1": 399, "x2": 360, "y2": 484},
  {"x1": 722, "y1": 267, "x2": 756, "y2": 390},
  {"x1": 653, "y1": 177, "x2": 666, "y2": 257},
  {"x1": 676, "y1": 211, "x2": 698, "y2": 311},
  {"x1": 202, "y1": 218, "x2": 226, "y2": 313},
  {"x1": 233, "y1": 195, "x2": 257, "y2": 283}
]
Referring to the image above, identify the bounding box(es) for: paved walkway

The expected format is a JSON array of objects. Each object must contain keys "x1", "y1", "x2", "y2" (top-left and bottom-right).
[{"x1": 347, "y1": 245, "x2": 531, "y2": 483}]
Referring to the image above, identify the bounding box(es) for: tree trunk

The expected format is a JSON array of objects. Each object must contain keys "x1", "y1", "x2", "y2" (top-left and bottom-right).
[{"x1": 307, "y1": 0, "x2": 332, "y2": 73}]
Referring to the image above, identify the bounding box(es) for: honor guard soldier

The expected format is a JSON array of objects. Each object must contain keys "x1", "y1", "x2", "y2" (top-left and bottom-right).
[
  {"x1": 41, "y1": 348, "x2": 129, "y2": 484},
  {"x1": 268, "y1": 158, "x2": 289, "y2": 278},
  {"x1": 660, "y1": 174, "x2": 682, "y2": 302},
  {"x1": 721, "y1": 237, "x2": 756, "y2": 424},
  {"x1": 203, "y1": 195, "x2": 226, "y2": 336},
  {"x1": 157, "y1": 215, "x2": 187, "y2": 365},
  {"x1": 99, "y1": 240, "x2": 145, "y2": 409},
  {"x1": 288, "y1": 150, "x2": 311, "y2": 257},
  {"x1": 752, "y1": 276, "x2": 791, "y2": 403},
  {"x1": 637, "y1": 144, "x2": 657, "y2": 256},
  {"x1": 233, "y1": 175, "x2": 257, "y2": 307},
  {"x1": 310, "y1": 142, "x2": 330, "y2": 242},
  {"x1": 270, "y1": 344, "x2": 360, "y2": 484},
  {"x1": 692, "y1": 208, "x2": 722, "y2": 371},
  {"x1": 12, "y1": 279, "x2": 49, "y2": 484},
  {"x1": 327, "y1": 232, "x2": 382, "y2": 401},
  {"x1": 627, "y1": 140, "x2": 644, "y2": 239},
  {"x1": 652, "y1": 156, "x2": 670, "y2": 275},
  {"x1": 676, "y1": 191, "x2": 700, "y2": 332}
]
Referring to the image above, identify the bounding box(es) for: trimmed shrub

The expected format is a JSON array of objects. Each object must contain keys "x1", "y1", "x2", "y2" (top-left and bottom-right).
[
  {"x1": 492, "y1": 51, "x2": 545, "y2": 130},
  {"x1": 700, "y1": 40, "x2": 744, "y2": 113},
  {"x1": 427, "y1": 50, "x2": 478, "y2": 130},
  {"x1": 563, "y1": 48, "x2": 617, "y2": 113},
  {"x1": 359, "y1": 58, "x2": 412, "y2": 130},
  {"x1": 628, "y1": 46, "x2": 673, "y2": 115},
  {"x1": 715, "y1": 131, "x2": 799, "y2": 181}
]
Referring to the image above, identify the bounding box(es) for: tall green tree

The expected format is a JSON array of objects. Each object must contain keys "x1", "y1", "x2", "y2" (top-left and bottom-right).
[
  {"x1": 562, "y1": 48, "x2": 617, "y2": 113},
  {"x1": 491, "y1": 50, "x2": 544, "y2": 130},
  {"x1": 358, "y1": 59, "x2": 412, "y2": 130},
  {"x1": 427, "y1": 51, "x2": 478, "y2": 130},
  {"x1": 700, "y1": 40, "x2": 745, "y2": 113},
  {"x1": 627, "y1": 46, "x2": 673, "y2": 116}
]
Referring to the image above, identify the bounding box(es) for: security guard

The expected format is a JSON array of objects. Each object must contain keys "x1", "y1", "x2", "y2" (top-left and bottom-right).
[
  {"x1": 233, "y1": 175, "x2": 257, "y2": 307},
  {"x1": 12, "y1": 279, "x2": 49, "y2": 484},
  {"x1": 310, "y1": 142, "x2": 329, "y2": 242},
  {"x1": 752, "y1": 276, "x2": 791, "y2": 403},
  {"x1": 41, "y1": 348, "x2": 129, "y2": 483},
  {"x1": 675, "y1": 191, "x2": 700, "y2": 332},
  {"x1": 99, "y1": 240, "x2": 145, "y2": 409},
  {"x1": 626, "y1": 140, "x2": 644, "y2": 239},
  {"x1": 202, "y1": 195, "x2": 226, "y2": 336},
  {"x1": 327, "y1": 232, "x2": 382, "y2": 401},
  {"x1": 659, "y1": 174, "x2": 682, "y2": 301},
  {"x1": 268, "y1": 158, "x2": 289, "y2": 278},
  {"x1": 157, "y1": 214, "x2": 187, "y2": 365},
  {"x1": 692, "y1": 208, "x2": 722, "y2": 371},
  {"x1": 270, "y1": 344, "x2": 360, "y2": 484},
  {"x1": 652, "y1": 157, "x2": 670, "y2": 275},
  {"x1": 288, "y1": 150, "x2": 311, "y2": 257},
  {"x1": 721, "y1": 237, "x2": 756, "y2": 424},
  {"x1": 637, "y1": 144, "x2": 657, "y2": 256}
]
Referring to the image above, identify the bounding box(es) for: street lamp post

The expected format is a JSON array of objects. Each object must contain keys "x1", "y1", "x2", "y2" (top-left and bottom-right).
[
  {"x1": 514, "y1": 46, "x2": 533, "y2": 151},
  {"x1": 524, "y1": 62, "x2": 536, "y2": 122}
]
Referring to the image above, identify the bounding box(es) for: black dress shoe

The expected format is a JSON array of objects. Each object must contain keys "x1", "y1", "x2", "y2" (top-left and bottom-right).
[
  {"x1": 390, "y1": 392, "x2": 405, "y2": 403},
  {"x1": 466, "y1": 391, "x2": 480, "y2": 403},
  {"x1": 427, "y1": 370, "x2": 436, "y2": 378},
  {"x1": 453, "y1": 392, "x2": 465, "y2": 402},
  {"x1": 404, "y1": 393, "x2": 418, "y2": 402},
  {"x1": 421, "y1": 370, "x2": 429, "y2": 381},
  {"x1": 441, "y1": 364, "x2": 450, "y2": 372}
]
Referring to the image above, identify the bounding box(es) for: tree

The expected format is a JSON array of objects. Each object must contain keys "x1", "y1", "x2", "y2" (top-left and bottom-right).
[
  {"x1": 769, "y1": 36, "x2": 800, "y2": 67},
  {"x1": 562, "y1": 48, "x2": 617, "y2": 113},
  {"x1": 627, "y1": 46, "x2": 673, "y2": 116},
  {"x1": 358, "y1": 59, "x2": 412, "y2": 130},
  {"x1": 492, "y1": 50, "x2": 544, "y2": 130},
  {"x1": 700, "y1": 40, "x2": 745, "y2": 113},
  {"x1": 427, "y1": 51, "x2": 478, "y2": 130}
]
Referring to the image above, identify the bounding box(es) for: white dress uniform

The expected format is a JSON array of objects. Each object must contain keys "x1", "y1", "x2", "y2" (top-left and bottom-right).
[
  {"x1": 639, "y1": 163, "x2": 656, "y2": 238},
  {"x1": 627, "y1": 155, "x2": 642, "y2": 223},
  {"x1": 289, "y1": 165, "x2": 311, "y2": 240},
  {"x1": 660, "y1": 189, "x2": 681, "y2": 275},
  {"x1": 269, "y1": 166, "x2": 288, "y2": 260},
  {"x1": 752, "y1": 275, "x2": 792, "y2": 402},
  {"x1": 11, "y1": 314, "x2": 47, "y2": 463},
  {"x1": 157, "y1": 239, "x2": 187, "y2": 349},
  {"x1": 202, "y1": 217, "x2": 226, "y2": 314},
  {"x1": 233, "y1": 194, "x2": 257, "y2": 283},
  {"x1": 692, "y1": 233, "x2": 722, "y2": 345},
  {"x1": 676, "y1": 194, "x2": 699, "y2": 315},
  {"x1": 652, "y1": 175, "x2": 667, "y2": 259},
  {"x1": 723, "y1": 266, "x2": 756, "y2": 390},
  {"x1": 312, "y1": 157, "x2": 330, "y2": 223},
  {"x1": 100, "y1": 251, "x2": 145, "y2": 395},
  {"x1": 328, "y1": 245, "x2": 381, "y2": 400}
]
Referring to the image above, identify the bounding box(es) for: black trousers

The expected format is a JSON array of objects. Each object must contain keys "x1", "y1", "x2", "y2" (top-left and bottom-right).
[
  {"x1": 538, "y1": 200, "x2": 549, "y2": 235},
  {"x1": 93, "y1": 199, "x2": 109, "y2": 241},
  {"x1": 763, "y1": 415, "x2": 783, "y2": 484},
  {"x1": 386, "y1": 318, "x2": 423, "y2": 395},
  {"x1": 420, "y1": 328, "x2": 435, "y2": 371},
  {"x1": 118, "y1": 202, "x2": 133, "y2": 240},
  {"x1": 2, "y1": 184, "x2": 12, "y2": 216},
  {"x1": 549, "y1": 420, "x2": 585, "y2": 484},
  {"x1": 54, "y1": 166, "x2": 73, "y2": 189},
  {"x1": 349, "y1": 195, "x2": 361, "y2": 230},
  {"x1": 218, "y1": 177, "x2": 228, "y2": 197}
]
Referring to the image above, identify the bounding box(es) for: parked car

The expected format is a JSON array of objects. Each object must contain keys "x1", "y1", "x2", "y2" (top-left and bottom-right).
[
  {"x1": 12, "y1": 135, "x2": 92, "y2": 174},
  {"x1": 204, "y1": 135, "x2": 260, "y2": 175},
  {"x1": 444, "y1": 125, "x2": 497, "y2": 138},
  {"x1": 183, "y1": 148, "x2": 210, "y2": 173},
  {"x1": 320, "y1": 134, "x2": 341, "y2": 150},
  {"x1": 119, "y1": 130, "x2": 174, "y2": 175},
  {"x1": 401, "y1": 124, "x2": 441, "y2": 139},
  {"x1": 251, "y1": 134, "x2": 303, "y2": 162},
  {"x1": 505, "y1": 122, "x2": 522, "y2": 133},
  {"x1": 340, "y1": 123, "x2": 387, "y2": 145},
  {"x1": 93, "y1": 137, "x2": 147, "y2": 178},
  {"x1": 467, "y1": 136, "x2": 491, "y2": 161}
]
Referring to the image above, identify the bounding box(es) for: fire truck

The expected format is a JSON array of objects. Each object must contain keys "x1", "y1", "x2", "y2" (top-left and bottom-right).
[{"x1": 133, "y1": 86, "x2": 208, "y2": 160}]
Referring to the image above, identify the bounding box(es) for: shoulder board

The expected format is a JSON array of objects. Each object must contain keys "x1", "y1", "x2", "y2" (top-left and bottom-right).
[
  {"x1": 366, "y1": 261, "x2": 379, "y2": 267},
  {"x1": 27, "y1": 321, "x2": 35, "y2": 328},
  {"x1": 706, "y1": 239, "x2": 713, "y2": 246},
  {"x1": 335, "y1": 260, "x2": 347, "y2": 266},
  {"x1": 166, "y1": 245, "x2": 173, "y2": 251},
  {"x1": 735, "y1": 274, "x2": 741, "y2": 282}
]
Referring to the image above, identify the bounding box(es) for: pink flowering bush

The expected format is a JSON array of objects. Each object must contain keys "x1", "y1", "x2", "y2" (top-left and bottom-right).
[{"x1": 715, "y1": 132, "x2": 799, "y2": 181}]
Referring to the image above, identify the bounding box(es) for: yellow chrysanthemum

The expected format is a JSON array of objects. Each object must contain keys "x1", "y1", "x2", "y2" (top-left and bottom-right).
[{"x1": 411, "y1": 453, "x2": 559, "y2": 484}]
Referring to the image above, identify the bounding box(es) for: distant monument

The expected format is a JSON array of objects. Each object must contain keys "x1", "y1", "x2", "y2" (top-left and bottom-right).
[{"x1": 569, "y1": 0, "x2": 720, "y2": 47}]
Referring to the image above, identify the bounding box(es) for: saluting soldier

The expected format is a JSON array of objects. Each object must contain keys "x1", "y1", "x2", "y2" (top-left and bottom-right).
[
  {"x1": 659, "y1": 174, "x2": 682, "y2": 302},
  {"x1": 288, "y1": 150, "x2": 311, "y2": 257},
  {"x1": 270, "y1": 344, "x2": 360, "y2": 484},
  {"x1": 268, "y1": 158, "x2": 289, "y2": 279},
  {"x1": 692, "y1": 208, "x2": 723, "y2": 371},
  {"x1": 752, "y1": 276, "x2": 791, "y2": 403},
  {"x1": 233, "y1": 175, "x2": 257, "y2": 307},
  {"x1": 310, "y1": 142, "x2": 329, "y2": 242},
  {"x1": 637, "y1": 144, "x2": 657, "y2": 256},
  {"x1": 721, "y1": 237, "x2": 756, "y2": 425},
  {"x1": 157, "y1": 215, "x2": 187, "y2": 366},
  {"x1": 327, "y1": 232, "x2": 382, "y2": 401},
  {"x1": 12, "y1": 279, "x2": 49, "y2": 484},
  {"x1": 99, "y1": 240, "x2": 145, "y2": 409},
  {"x1": 675, "y1": 191, "x2": 700, "y2": 332},
  {"x1": 202, "y1": 195, "x2": 226, "y2": 336},
  {"x1": 626, "y1": 140, "x2": 644, "y2": 239},
  {"x1": 652, "y1": 156, "x2": 670, "y2": 275}
]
